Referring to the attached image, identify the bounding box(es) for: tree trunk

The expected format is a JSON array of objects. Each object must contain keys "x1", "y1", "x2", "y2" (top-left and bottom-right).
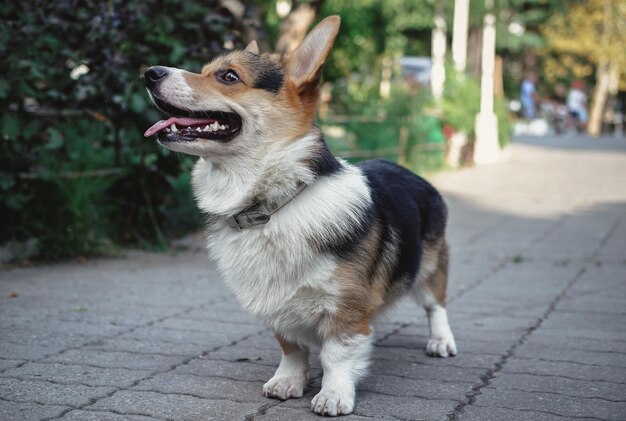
[
  {"x1": 467, "y1": 27, "x2": 482, "y2": 77},
  {"x1": 275, "y1": 0, "x2": 325, "y2": 54},
  {"x1": 494, "y1": 55, "x2": 503, "y2": 97},
  {"x1": 220, "y1": 0, "x2": 270, "y2": 52},
  {"x1": 588, "y1": 60, "x2": 611, "y2": 136}
]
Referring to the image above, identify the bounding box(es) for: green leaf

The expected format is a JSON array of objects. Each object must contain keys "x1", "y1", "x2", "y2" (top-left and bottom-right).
[
  {"x1": 169, "y1": 42, "x2": 187, "y2": 63},
  {"x1": 0, "y1": 79, "x2": 9, "y2": 99},
  {"x1": 0, "y1": 173, "x2": 16, "y2": 190},
  {"x1": 45, "y1": 128, "x2": 64, "y2": 150},
  {"x1": 130, "y1": 92, "x2": 147, "y2": 113},
  {"x1": 1, "y1": 114, "x2": 20, "y2": 138},
  {"x1": 5, "y1": 192, "x2": 28, "y2": 210}
]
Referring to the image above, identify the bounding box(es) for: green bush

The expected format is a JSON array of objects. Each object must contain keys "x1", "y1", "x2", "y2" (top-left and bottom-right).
[
  {"x1": 323, "y1": 84, "x2": 445, "y2": 173},
  {"x1": 440, "y1": 64, "x2": 512, "y2": 151},
  {"x1": 0, "y1": 0, "x2": 247, "y2": 260},
  {"x1": 440, "y1": 68, "x2": 482, "y2": 137}
]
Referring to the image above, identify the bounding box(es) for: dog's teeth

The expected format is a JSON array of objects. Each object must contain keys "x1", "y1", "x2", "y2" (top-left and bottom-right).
[
  {"x1": 203, "y1": 125, "x2": 210, "y2": 132},
  {"x1": 220, "y1": 125, "x2": 225, "y2": 130},
  {"x1": 196, "y1": 127, "x2": 202, "y2": 132},
  {"x1": 165, "y1": 128, "x2": 171, "y2": 132},
  {"x1": 212, "y1": 122, "x2": 220, "y2": 130},
  {"x1": 170, "y1": 124, "x2": 178, "y2": 133}
]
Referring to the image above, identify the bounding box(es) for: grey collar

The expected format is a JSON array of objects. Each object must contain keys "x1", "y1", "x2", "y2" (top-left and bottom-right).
[{"x1": 226, "y1": 182, "x2": 307, "y2": 230}]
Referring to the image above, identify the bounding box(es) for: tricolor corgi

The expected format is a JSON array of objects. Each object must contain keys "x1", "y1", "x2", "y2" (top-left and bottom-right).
[{"x1": 144, "y1": 16, "x2": 456, "y2": 417}]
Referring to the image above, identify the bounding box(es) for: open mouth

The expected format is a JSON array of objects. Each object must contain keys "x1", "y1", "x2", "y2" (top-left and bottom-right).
[{"x1": 144, "y1": 96, "x2": 242, "y2": 142}]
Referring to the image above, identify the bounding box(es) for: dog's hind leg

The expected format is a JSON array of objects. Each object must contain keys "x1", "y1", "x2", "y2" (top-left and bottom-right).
[
  {"x1": 413, "y1": 239, "x2": 457, "y2": 357},
  {"x1": 263, "y1": 334, "x2": 310, "y2": 400}
]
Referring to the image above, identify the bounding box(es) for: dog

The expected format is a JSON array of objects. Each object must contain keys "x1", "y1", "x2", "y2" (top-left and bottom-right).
[{"x1": 143, "y1": 15, "x2": 457, "y2": 416}]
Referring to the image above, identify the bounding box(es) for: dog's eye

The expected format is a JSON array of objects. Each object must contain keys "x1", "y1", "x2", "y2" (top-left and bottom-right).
[{"x1": 218, "y1": 70, "x2": 240, "y2": 84}]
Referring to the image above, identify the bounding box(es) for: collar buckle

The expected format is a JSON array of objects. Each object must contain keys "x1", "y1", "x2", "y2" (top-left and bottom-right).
[
  {"x1": 226, "y1": 203, "x2": 272, "y2": 230},
  {"x1": 226, "y1": 182, "x2": 307, "y2": 230}
]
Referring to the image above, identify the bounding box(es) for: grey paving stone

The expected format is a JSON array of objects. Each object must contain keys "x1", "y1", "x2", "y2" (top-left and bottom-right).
[
  {"x1": 371, "y1": 346, "x2": 500, "y2": 369},
  {"x1": 459, "y1": 404, "x2": 575, "y2": 420},
  {"x1": 281, "y1": 388, "x2": 459, "y2": 420},
  {"x1": 0, "y1": 323, "x2": 95, "y2": 349},
  {"x1": 1, "y1": 362, "x2": 154, "y2": 388},
  {"x1": 119, "y1": 325, "x2": 255, "y2": 350},
  {"x1": 175, "y1": 359, "x2": 275, "y2": 382},
  {"x1": 0, "y1": 377, "x2": 116, "y2": 407},
  {"x1": 555, "y1": 296, "x2": 626, "y2": 315},
  {"x1": 52, "y1": 301, "x2": 194, "y2": 327},
  {"x1": 0, "y1": 341, "x2": 66, "y2": 361},
  {"x1": 394, "y1": 324, "x2": 522, "y2": 344},
  {"x1": 205, "y1": 345, "x2": 283, "y2": 367},
  {"x1": 256, "y1": 406, "x2": 399, "y2": 421},
  {"x1": 183, "y1": 304, "x2": 260, "y2": 325},
  {"x1": 370, "y1": 359, "x2": 485, "y2": 383},
  {"x1": 522, "y1": 333, "x2": 626, "y2": 353},
  {"x1": 475, "y1": 388, "x2": 626, "y2": 420},
  {"x1": 82, "y1": 337, "x2": 209, "y2": 357},
  {"x1": 154, "y1": 317, "x2": 262, "y2": 336},
  {"x1": 0, "y1": 400, "x2": 69, "y2": 421},
  {"x1": 539, "y1": 311, "x2": 626, "y2": 333},
  {"x1": 527, "y1": 326, "x2": 626, "y2": 342},
  {"x1": 61, "y1": 409, "x2": 161, "y2": 420},
  {"x1": 4, "y1": 320, "x2": 126, "y2": 338},
  {"x1": 133, "y1": 372, "x2": 265, "y2": 403},
  {"x1": 43, "y1": 349, "x2": 184, "y2": 371},
  {"x1": 0, "y1": 359, "x2": 26, "y2": 372},
  {"x1": 222, "y1": 331, "x2": 281, "y2": 350},
  {"x1": 87, "y1": 390, "x2": 260, "y2": 421},
  {"x1": 489, "y1": 371, "x2": 626, "y2": 402},
  {"x1": 503, "y1": 357, "x2": 626, "y2": 383},
  {"x1": 513, "y1": 344, "x2": 626, "y2": 367},
  {"x1": 378, "y1": 334, "x2": 512, "y2": 355},
  {"x1": 359, "y1": 373, "x2": 472, "y2": 400}
]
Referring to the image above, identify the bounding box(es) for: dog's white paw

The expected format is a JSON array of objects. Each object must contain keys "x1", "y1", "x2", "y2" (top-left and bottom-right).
[
  {"x1": 426, "y1": 335, "x2": 457, "y2": 357},
  {"x1": 311, "y1": 389, "x2": 355, "y2": 416},
  {"x1": 263, "y1": 375, "x2": 307, "y2": 400}
]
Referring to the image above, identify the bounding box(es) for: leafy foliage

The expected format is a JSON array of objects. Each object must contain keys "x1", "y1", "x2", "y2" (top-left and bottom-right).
[
  {"x1": 320, "y1": 0, "x2": 445, "y2": 83},
  {"x1": 323, "y1": 86, "x2": 446, "y2": 173},
  {"x1": 0, "y1": 0, "x2": 244, "y2": 259},
  {"x1": 541, "y1": 0, "x2": 626, "y2": 88}
]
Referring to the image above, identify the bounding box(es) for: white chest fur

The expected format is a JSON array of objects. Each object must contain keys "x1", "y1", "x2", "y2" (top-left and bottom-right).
[{"x1": 193, "y1": 154, "x2": 371, "y2": 341}]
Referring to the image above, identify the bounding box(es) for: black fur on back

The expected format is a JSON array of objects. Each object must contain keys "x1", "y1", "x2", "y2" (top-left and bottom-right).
[{"x1": 357, "y1": 159, "x2": 448, "y2": 286}]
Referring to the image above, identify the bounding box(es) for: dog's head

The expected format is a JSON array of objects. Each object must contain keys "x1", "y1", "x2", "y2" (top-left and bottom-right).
[{"x1": 144, "y1": 16, "x2": 340, "y2": 158}]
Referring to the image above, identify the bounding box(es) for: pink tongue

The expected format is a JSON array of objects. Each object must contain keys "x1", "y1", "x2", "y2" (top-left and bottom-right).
[{"x1": 144, "y1": 117, "x2": 216, "y2": 137}]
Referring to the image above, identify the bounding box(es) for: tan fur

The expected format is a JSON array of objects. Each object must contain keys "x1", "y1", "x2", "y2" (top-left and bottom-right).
[
  {"x1": 422, "y1": 239, "x2": 449, "y2": 307},
  {"x1": 181, "y1": 52, "x2": 314, "y2": 143},
  {"x1": 276, "y1": 334, "x2": 300, "y2": 355},
  {"x1": 330, "y1": 223, "x2": 391, "y2": 336}
]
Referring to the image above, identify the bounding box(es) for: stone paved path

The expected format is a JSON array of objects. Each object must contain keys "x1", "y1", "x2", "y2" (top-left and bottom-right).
[{"x1": 1, "y1": 135, "x2": 626, "y2": 421}]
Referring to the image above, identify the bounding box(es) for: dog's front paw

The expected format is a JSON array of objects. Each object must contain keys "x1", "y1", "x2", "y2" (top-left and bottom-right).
[
  {"x1": 426, "y1": 335, "x2": 457, "y2": 358},
  {"x1": 263, "y1": 375, "x2": 307, "y2": 400},
  {"x1": 311, "y1": 389, "x2": 355, "y2": 416}
]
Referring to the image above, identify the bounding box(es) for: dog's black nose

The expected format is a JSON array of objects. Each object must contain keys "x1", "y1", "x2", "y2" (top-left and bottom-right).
[{"x1": 144, "y1": 66, "x2": 169, "y2": 88}]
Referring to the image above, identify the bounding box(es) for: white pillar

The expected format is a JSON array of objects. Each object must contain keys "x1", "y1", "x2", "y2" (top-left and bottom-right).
[
  {"x1": 474, "y1": 0, "x2": 500, "y2": 164},
  {"x1": 430, "y1": 0, "x2": 446, "y2": 100},
  {"x1": 446, "y1": 0, "x2": 471, "y2": 167},
  {"x1": 452, "y1": 0, "x2": 470, "y2": 74}
]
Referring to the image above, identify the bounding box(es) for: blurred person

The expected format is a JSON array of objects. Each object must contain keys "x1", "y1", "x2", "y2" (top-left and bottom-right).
[
  {"x1": 520, "y1": 72, "x2": 538, "y2": 120},
  {"x1": 550, "y1": 83, "x2": 568, "y2": 135},
  {"x1": 567, "y1": 80, "x2": 588, "y2": 132}
]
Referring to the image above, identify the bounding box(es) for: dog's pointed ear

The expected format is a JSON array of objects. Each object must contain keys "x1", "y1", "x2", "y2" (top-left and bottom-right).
[
  {"x1": 245, "y1": 40, "x2": 259, "y2": 55},
  {"x1": 287, "y1": 16, "x2": 340, "y2": 89}
]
